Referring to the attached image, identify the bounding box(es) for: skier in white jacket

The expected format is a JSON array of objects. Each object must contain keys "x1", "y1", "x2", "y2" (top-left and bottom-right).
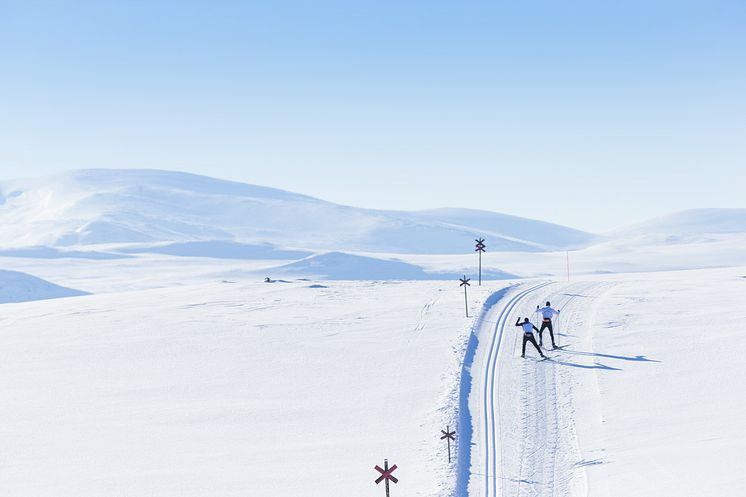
[
  {"x1": 515, "y1": 317, "x2": 546, "y2": 359},
  {"x1": 535, "y1": 301, "x2": 560, "y2": 349}
]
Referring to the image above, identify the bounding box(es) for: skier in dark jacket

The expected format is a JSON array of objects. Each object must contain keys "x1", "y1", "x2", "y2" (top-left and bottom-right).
[
  {"x1": 535, "y1": 301, "x2": 560, "y2": 349},
  {"x1": 515, "y1": 317, "x2": 546, "y2": 359}
]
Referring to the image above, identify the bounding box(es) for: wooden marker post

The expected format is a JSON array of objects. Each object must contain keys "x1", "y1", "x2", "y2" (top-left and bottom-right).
[
  {"x1": 459, "y1": 276, "x2": 471, "y2": 317},
  {"x1": 374, "y1": 459, "x2": 398, "y2": 497},
  {"x1": 440, "y1": 425, "x2": 456, "y2": 463},
  {"x1": 475, "y1": 238, "x2": 486, "y2": 286}
]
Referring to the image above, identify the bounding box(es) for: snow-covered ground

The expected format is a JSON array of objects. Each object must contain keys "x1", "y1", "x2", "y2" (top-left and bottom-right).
[
  {"x1": 0, "y1": 275, "x2": 500, "y2": 497},
  {"x1": 574, "y1": 268, "x2": 746, "y2": 496},
  {"x1": 1, "y1": 264, "x2": 745, "y2": 496},
  {"x1": 464, "y1": 267, "x2": 746, "y2": 497}
]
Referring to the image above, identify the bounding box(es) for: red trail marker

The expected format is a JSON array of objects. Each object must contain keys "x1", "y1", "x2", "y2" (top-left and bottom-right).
[
  {"x1": 374, "y1": 459, "x2": 398, "y2": 497},
  {"x1": 441, "y1": 425, "x2": 456, "y2": 463}
]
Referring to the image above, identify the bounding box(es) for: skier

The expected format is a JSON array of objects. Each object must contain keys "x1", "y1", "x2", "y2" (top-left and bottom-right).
[
  {"x1": 535, "y1": 301, "x2": 560, "y2": 349},
  {"x1": 515, "y1": 317, "x2": 546, "y2": 359}
]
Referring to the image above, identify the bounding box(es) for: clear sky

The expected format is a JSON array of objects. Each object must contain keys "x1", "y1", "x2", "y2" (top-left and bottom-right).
[{"x1": 1, "y1": 1, "x2": 744, "y2": 232}]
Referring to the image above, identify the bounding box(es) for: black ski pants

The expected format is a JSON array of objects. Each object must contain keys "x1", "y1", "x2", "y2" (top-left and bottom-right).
[
  {"x1": 538, "y1": 319, "x2": 556, "y2": 347},
  {"x1": 522, "y1": 333, "x2": 543, "y2": 357}
]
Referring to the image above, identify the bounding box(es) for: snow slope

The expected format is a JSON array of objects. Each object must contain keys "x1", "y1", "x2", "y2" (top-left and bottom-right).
[
  {"x1": 118, "y1": 241, "x2": 313, "y2": 260},
  {"x1": 0, "y1": 169, "x2": 595, "y2": 253},
  {"x1": 0, "y1": 269, "x2": 88, "y2": 303}
]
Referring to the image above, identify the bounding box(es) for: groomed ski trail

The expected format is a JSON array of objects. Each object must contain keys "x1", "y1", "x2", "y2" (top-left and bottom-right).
[{"x1": 466, "y1": 281, "x2": 611, "y2": 497}]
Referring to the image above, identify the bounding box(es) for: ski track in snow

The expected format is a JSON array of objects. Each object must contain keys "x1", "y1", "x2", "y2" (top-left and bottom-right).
[{"x1": 470, "y1": 280, "x2": 615, "y2": 497}]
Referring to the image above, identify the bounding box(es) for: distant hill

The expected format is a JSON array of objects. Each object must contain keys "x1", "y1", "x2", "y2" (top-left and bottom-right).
[
  {"x1": 611, "y1": 208, "x2": 746, "y2": 243},
  {"x1": 0, "y1": 269, "x2": 89, "y2": 303},
  {"x1": 270, "y1": 252, "x2": 516, "y2": 280},
  {"x1": 0, "y1": 169, "x2": 596, "y2": 254}
]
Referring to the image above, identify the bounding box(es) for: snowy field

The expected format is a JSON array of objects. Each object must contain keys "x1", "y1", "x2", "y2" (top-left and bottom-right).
[
  {"x1": 0, "y1": 273, "x2": 499, "y2": 497},
  {"x1": 1, "y1": 262, "x2": 745, "y2": 496}
]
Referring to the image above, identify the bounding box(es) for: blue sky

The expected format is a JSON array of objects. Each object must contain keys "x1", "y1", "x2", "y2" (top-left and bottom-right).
[{"x1": 1, "y1": 1, "x2": 744, "y2": 232}]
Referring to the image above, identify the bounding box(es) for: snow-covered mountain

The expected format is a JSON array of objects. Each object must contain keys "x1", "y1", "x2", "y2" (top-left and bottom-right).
[{"x1": 0, "y1": 169, "x2": 595, "y2": 254}]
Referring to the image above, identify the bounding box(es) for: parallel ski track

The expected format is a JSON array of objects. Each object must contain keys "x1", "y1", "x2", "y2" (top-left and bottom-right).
[
  {"x1": 511, "y1": 282, "x2": 597, "y2": 497},
  {"x1": 482, "y1": 281, "x2": 552, "y2": 497}
]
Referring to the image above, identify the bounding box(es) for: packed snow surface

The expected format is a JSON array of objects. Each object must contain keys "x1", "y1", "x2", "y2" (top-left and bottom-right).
[{"x1": 463, "y1": 268, "x2": 746, "y2": 497}]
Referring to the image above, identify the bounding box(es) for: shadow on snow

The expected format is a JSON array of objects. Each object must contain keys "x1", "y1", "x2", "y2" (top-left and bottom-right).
[{"x1": 558, "y1": 348, "x2": 661, "y2": 363}]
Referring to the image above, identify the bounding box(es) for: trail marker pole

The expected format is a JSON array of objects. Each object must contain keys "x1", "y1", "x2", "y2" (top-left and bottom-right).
[
  {"x1": 475, "y1": 238, "x2": 486, "y2": 286},
  {"x1": 374, "y1": 459, "x2": 398, "y2": 497},
  {"x1": 440, "y1": 425, "x2": 456, "y2": 463},
  {"x1": 459, "y1": 276, "x2": 471, "y2": 317}
]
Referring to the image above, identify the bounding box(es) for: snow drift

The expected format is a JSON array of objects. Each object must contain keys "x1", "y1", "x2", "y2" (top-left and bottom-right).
[{"x1": 0, "y1": 269, "x2": 89, "y2": 303}]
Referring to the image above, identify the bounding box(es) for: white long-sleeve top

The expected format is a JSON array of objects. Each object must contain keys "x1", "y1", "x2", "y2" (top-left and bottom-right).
[
  {"x1": 519, "y1": 322, "x2": 535, "y2": 334},
  {"x1": 536, "y1": 306, "x2": 559, "y2": 319}
]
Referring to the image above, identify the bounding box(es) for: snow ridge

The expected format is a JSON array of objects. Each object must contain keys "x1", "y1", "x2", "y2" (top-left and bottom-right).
[{"x1": 0, "y1": 169, "x2": 596, "y2": 253}]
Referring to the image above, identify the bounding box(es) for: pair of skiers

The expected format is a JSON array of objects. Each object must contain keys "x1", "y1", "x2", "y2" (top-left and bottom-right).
[{"x1": 514, "y1": 301, "x2": 560, "y2": 358}]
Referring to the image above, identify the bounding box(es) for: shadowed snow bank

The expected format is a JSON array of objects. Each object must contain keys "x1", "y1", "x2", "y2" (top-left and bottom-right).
[
  {"x1": 271, "y1": 252, "x2": 516, "y2": 280},
  {"x1": 0, "y1": 269, "x2": 89, "y2": 303}
]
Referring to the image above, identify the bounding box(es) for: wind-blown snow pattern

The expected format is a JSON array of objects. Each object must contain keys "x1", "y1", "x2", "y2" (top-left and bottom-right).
[
  {"x1": 118, "y1": 241, "x2": 313, "y2": 260},
  {"x1": 0, "y1": 246, "x2": 130, "y2": 260},
  {"x1": 0, "y1": 169, "x2": 595, "y2": 253}
]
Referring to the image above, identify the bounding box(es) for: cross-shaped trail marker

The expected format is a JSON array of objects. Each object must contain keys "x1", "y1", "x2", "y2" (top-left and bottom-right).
[
  {"x1": 374, "y1": 459, "x2": 398, "y2": 497},
  {"x1": 475, "y1": 238, "x2": 486, "y2": 285},
  {"x1": 460, "y1": 275, "x2": 471, "y2": 317},
  {"x1": 441, "y1": 425, "x2": 456, "y2": 463}
]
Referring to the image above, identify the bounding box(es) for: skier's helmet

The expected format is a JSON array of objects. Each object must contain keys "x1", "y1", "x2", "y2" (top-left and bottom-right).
[
  {"x1": 524, "y1": 317, "x2": 529, "y2": 323},
  {"x1": 546, "y1": 301, "x2": 551, "y2": 307}
]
